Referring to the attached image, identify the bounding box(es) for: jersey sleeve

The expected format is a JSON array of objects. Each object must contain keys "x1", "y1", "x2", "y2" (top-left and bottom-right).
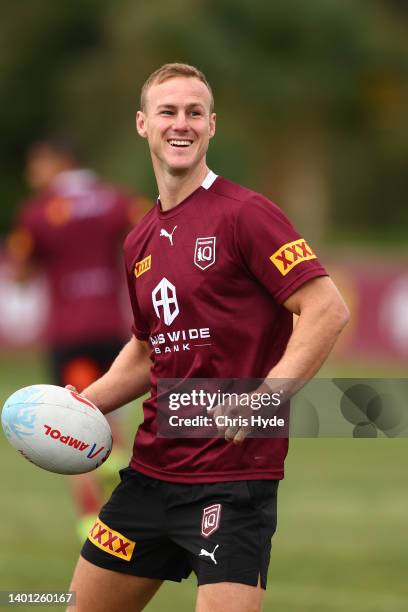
[
  {"x1": 124, "y1": 249, "x2": 151, "y2": 342},
  {"x1": 234, "y1": 194, "x2": 327, "y2": 304}
]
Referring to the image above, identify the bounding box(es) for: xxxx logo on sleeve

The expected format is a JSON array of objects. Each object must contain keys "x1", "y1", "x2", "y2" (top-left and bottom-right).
[
  {"x1": 134, "y1": 255, "x2": 151, "y2": 278},
  {"x1": 88, "y1": 519, "x2": 136, "y2": 561},
  {"x1": 270, "y1": 239, "x2": 316, "y2": 276}
]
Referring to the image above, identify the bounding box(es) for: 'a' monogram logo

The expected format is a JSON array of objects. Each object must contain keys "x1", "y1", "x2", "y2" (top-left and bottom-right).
[
  {"x1": 270, "y1": 239, "x2": 316, "y2": 276},
  {"x1": 88, "y1": 519, "x2": 135, "y2": 561}
]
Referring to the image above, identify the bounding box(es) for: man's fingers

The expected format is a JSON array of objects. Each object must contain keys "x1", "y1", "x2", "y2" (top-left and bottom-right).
[
  {"x1": 209, "y1": 404, "x2": 252, "y2": 441},
  {"x1": 209, "y1": 405, "x2": 227, "y2": 435},
  {"x1": 232, "y1": 427, "x2": 250, "y2": 445},
  {"x1": 65, "y1": 384, "x2": 77, "y2": 392},
  {"x1": 224, "y1": 425, "x2": 239, "y2": 442}
]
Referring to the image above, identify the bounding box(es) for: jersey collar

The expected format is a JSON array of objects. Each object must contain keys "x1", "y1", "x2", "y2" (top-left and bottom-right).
[
  {"x1": 157, "y1": 170, "x2": 218, "y2": 201},
  {"x1": 157, "y1": 170, "x2": 219, "y2": 219},
  {"x1": 201, "y1": 170, "x2": 218, "y2": 190}
]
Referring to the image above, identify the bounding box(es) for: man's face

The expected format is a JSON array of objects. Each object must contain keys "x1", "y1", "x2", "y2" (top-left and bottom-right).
[
  {"x1": 136, "y1": 76, "x2": 216, "y2": 174},
  {"x1": 25, "y1": 147, "x2": 67, "y2": 191}
]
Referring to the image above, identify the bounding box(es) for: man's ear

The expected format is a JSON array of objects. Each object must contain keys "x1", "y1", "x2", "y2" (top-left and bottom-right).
[
  {"x1": 136, "y1": 111, "x2": 147, "y2": 138},
  {"x1": 209, "y1": 113, "x2": 216, "y2": 139}
]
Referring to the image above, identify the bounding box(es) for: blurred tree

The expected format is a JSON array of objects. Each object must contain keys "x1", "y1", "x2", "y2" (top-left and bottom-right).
[
  {"x1": 0, "y1": 0, "x2": 104, "y2": 230},
  {"x1": 1, "y1": 0, "x2": 407, "y2": 243}
]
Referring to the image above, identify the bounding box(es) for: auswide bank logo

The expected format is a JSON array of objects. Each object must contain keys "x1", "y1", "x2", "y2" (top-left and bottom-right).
[
  {"x1": 152, "y1": 277, "x2": 180, "y2": 325},
  {"x1": 270, "y1": 238, "x2": 316, "y2": 276}
]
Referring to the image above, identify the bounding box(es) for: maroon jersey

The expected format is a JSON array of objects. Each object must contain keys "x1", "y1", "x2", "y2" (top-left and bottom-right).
[
  {"x1": 124, "y1": 172, "x2": 327, "y2": 483},
  {"x1": 9, "y1": 170, "x2": 143, "y2": 345}
]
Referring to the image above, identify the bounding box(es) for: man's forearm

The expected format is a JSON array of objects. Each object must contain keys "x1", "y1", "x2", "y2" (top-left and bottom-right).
[
  {"x1": 269, "y1": 305, "x2": 347, "y2": 381},
  {"x1": 265, "y1": 280, "x2": 349, "y2": 395},
  {"x1": 81, "y1": 336, "x2": 151, "y2": 414}
]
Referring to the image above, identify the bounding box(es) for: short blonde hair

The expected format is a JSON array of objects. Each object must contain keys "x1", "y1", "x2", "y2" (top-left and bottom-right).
[{"x1": 140, "y1": 63, "x2": 214, "y2": 112}]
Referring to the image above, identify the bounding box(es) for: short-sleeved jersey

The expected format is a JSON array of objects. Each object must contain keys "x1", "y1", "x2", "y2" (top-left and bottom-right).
[
  {"x1": 8, "y1": 170, "x2": 146, "y2": 346},
  {"x1": 124, "y1": 172, "x2": 327, "y2": 483}
]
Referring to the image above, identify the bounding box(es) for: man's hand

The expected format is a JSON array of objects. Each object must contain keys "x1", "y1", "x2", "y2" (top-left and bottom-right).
[
  {"x1": 62, "y1": 337, "x2": 151, "y2": 415},
  {"x1": 209, "y1": 396, "x2": 253, "y2": 445}
]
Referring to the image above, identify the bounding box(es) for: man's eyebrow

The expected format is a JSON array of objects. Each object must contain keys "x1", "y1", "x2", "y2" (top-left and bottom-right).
[{"x1": 156, "y1": 102, "x2": 206, "y2": 110}]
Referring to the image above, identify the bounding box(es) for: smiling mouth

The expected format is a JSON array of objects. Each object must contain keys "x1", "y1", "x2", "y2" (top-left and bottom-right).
[{"x1": 167, "y1": 139, "x2": 193, "y2": 147}]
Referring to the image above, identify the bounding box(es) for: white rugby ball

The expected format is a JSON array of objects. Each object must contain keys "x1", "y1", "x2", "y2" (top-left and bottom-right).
[{"x1": 1, "y1": 384, "x2": 112, "y2": 475}]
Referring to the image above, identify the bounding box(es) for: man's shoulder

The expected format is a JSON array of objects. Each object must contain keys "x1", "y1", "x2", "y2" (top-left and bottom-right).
[
  {"x1": 211, "y1": 176, "x2": 259, "y2": 204},
  {"x1": 211, "y1": 176, "x2": 279, "y2": 216},
  {"x1": 85, "y1": 178, "x2": 133, "y2": 206}
]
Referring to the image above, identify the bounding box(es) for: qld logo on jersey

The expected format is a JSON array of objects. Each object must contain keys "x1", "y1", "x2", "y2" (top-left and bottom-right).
[
  {"x1": 152, "y1": 278, "x2": 180, "y2": 325},
  {"x1": 270, "y1": 238, "x2": 316, "y2": 276},
  {"x1": 194, "y1": 237, "x2": 216, "y2": 270}
]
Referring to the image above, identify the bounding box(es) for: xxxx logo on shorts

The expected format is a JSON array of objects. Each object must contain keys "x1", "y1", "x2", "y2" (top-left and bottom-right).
[
  {"x1": 270, "y1": 238, "x2": 316, "y2": 276},
  {"x1": 201, "y1": 504, "x2": 222, "y2": 538},
  {"x1": 134, "y1": 255, "x2": 151, "y2": 278},
  {"x1": 88, "y1": 519, "x2": 135, "y2": 561}
]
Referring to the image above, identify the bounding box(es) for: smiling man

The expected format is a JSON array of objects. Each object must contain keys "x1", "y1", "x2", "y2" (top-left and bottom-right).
[{"x1": 68, "y1": 64, "x2": 349, "y2": 612}]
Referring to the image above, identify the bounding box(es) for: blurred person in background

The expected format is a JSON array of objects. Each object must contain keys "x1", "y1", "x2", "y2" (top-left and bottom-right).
[{"x1": 6, "y1": 136, "x2": 150, "y2": 539}]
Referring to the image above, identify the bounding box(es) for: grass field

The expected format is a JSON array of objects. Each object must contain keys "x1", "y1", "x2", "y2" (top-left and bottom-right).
[{"x1": 0, "y1": 351, "x2": 407, "y2": 611}]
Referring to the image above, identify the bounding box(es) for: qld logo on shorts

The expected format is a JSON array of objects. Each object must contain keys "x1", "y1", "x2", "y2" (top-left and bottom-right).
[
  {"x1": 194, "y1": 237, "x2": 216, "y2": 270},
  {"x1": 201, "y1": 503, "x2": 222, "y2": 537}
]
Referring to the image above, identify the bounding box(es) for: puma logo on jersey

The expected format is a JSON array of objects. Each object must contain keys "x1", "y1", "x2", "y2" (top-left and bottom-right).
[
  {"x1": 160, "y1": 225, "x2": 177, "y2": 245},
  {"x1": 199, "y1": 544, "x2": 219, "y2": 565}
]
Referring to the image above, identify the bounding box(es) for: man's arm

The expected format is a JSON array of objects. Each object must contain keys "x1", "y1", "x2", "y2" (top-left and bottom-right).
[
  {"x1": 6, "y1": 226, "x2": 37, "y2": 282},
  {"x1": 222, "y1": 276, "x2": 349, "y2": 443},
  {"x1": 80, "y1": 336, "x2": 151, "y2": 414},
  {"x1": 267, "y1": 275, "x2": 349, "y2": 381}
]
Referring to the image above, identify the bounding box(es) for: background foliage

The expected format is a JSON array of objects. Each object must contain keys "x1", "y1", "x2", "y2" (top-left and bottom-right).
[{"x1": 1, "y1": 0, "x2": 407, "y2": 242}]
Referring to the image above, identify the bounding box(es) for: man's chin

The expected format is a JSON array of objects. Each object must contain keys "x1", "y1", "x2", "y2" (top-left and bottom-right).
[
  {"x1": 165, "y1": 158, "x2": 197, "y2": 175},
  {"x1": 152, "y1": 150, "x2": 203, "y2": 176},
  {"x1": 168, "y1": 165, "x2": 192, "y2": 176}
]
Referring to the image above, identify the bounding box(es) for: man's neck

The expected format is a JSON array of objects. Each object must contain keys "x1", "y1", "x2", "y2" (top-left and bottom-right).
[{"x1": 155, "y1": 162, "x2": 210, "y2": 212}]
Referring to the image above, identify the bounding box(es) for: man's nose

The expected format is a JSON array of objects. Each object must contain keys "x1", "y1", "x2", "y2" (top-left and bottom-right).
[{"x1": 173, "y1": 111, "x2": 188, "y2": 130}]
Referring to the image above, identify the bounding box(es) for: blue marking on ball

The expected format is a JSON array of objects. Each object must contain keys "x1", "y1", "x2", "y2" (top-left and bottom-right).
[{"x1": 1, "y1": 387, "x2": 42, "y2": 440}]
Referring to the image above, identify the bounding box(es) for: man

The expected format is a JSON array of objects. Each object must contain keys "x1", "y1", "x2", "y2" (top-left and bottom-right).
[
  {"x1": 7, "y1": 137, "x2": 149, "y2": 538},
  {"x1": 69, "y1": 64, "x2": 349, "y2": 612}
]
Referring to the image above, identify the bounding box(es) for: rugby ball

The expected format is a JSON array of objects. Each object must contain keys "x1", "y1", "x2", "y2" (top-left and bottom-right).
[{"x1": 1, "y1": 384, "x2": 112, "y2": 475}]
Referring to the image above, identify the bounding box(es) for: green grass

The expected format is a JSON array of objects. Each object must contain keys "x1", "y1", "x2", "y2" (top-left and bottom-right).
[{"x1": 0, "y1": 352, "x2": 407, "y2": 611}]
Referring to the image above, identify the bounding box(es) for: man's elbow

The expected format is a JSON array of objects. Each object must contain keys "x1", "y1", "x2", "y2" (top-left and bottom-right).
[{"x1": 329, "y1": 297, "x2": 350, "y2": 334}]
